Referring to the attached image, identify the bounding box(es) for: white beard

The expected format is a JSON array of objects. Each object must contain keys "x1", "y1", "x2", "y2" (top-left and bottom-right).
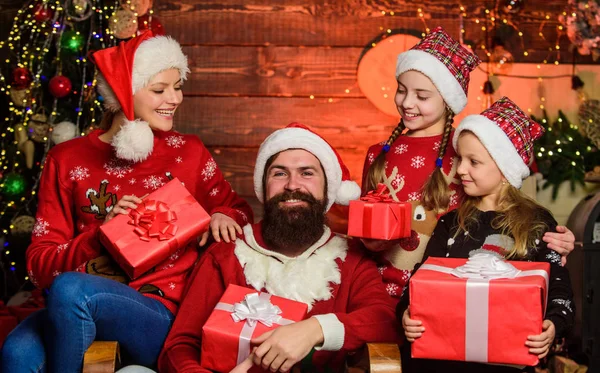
[{"x1": 111, "y1": 119, "x2": 154, "y2": 163}]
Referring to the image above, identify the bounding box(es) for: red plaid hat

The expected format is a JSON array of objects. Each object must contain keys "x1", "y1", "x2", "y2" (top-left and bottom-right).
[
  {"x1": 453, "y1": 97, "x2": 545, "y2": 188},
  {"x1": 396, "y1": 26, "x2": 481, "y2": 114}
]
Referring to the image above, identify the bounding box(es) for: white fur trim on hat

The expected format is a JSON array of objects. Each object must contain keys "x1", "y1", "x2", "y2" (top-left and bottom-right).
[
  {"x1": 396, "y1": 49, "x2": 467, "y2": 114},
  {"x1": 96, "y1": 36, "x2": 190, "y2": 112},
  {"x1": 131, "y1": 35, "x2": 190, "y2": 94},
  {"x1": 254, "y1": 127, "x2": 359, "y2": 211},
  {"x1": 453, "y1": 115, "x2": 530, "y2": 188},
  {"x1": 111, "y1": 119, "x2": 154, "y2": 162}
]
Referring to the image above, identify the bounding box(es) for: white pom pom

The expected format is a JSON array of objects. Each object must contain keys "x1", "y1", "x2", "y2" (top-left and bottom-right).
[
  {"x1": 335, "y1": 180, "x2": 362, "y2": 206},
  {"x1": 111, "y1": 119, "x2": 154, "y2": 162},
  {"x1": 51, "y1": 121, "x2": 78, "y2": 144}
]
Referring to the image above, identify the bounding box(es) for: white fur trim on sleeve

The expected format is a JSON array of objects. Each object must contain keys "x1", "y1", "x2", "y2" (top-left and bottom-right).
[
  {"x1": 312, "y1": 314, "x2": 345, "y2": 351},
  {"x1": 453, "y1": 115, "x2": 530, "y2": 188},
  {"x1": 396, "y1": 50, "x2": 467, "y2": 114}
]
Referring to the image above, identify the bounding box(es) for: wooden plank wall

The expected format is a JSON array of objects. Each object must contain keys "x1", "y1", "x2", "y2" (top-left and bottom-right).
[
  {"x1": 0, "y1": 0, "x2": 587, "y2": 219},
  {"x1": 158, "y1": 0, "x2": 582, "y2": 218}
]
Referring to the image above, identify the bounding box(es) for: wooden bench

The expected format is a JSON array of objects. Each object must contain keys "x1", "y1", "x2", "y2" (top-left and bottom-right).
[
  {"x1": 82, "y1": 341, "x2": 121, "y2": 373},
  {"x1": 82, "y1": 342, "x2": 400, "y2": 373}
]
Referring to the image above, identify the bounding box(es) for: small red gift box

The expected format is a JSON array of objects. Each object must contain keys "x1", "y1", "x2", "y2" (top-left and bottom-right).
[
  {"x1": 409, "y1": 256, "x2": 550, "y2": 366},
  {"x1": 201, "y1": 284, "x2": 308, "y2": 372},
  {"x1": 347, "y1": 184, "x2": 411, "y2": 240},
  {"x1": 99, "y1": 178, "x2": 210, "y2": 279}
]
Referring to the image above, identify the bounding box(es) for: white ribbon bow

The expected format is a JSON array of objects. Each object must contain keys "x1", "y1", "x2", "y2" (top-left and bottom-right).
[
  {"x1": 451, "y1": 251, "x2": 521, "y2": 279},
  {"x1": 231, "y1": 292, "x2": 283, "y2": 327}
]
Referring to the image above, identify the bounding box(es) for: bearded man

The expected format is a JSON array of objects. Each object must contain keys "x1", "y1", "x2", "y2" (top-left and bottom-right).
[{"x1": 159, "y1": 123, "x2": 400, "y2": 373}]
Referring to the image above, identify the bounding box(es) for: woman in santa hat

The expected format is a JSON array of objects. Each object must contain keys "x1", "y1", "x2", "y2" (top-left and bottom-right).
[{"x1": 1, "y1": 31, "x2": 253, "y2": 372}]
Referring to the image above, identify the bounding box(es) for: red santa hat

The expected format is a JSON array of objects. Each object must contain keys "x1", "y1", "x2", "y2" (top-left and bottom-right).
[
  {"x1": 254, "y1": 123, "x2": 361, "y2": 212},
  {"x1": 395, "y1": 26, "x2": 481, "y2": 114},
  {"x1": 92, "y1": 31, "x2": 190, "y2": 162},
  {"x1": 453, "y1": 97, "x2": 545, "y2": 188}
]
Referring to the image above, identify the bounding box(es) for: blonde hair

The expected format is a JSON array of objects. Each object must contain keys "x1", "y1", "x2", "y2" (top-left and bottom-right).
[
  {"x1": 455, "y1": 183, "x2": 550, "y2": 259},
  {"x1": 364, "y1": 108, "x2": 455, "y2": 214}
]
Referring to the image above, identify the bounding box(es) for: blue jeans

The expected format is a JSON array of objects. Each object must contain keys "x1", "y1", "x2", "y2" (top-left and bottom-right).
[{"x1": 1, "y1": 272, "x2": 174, "y2": 373}]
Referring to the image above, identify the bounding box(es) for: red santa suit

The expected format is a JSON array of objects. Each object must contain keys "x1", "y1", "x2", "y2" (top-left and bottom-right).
[{"x1": 159, "y1": 223, "x2": 400, "y2": 372}]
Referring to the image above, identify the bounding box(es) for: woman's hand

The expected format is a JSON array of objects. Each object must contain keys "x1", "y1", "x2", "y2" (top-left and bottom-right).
[
  {"x1": 198, "y1": 212, "x2": 243, "y2": 246},
  {"x1": 526, "y1": 320, "x2": 555, "y2": 359},
  {"x1": 402, "y1": 307, "x2": 425, "y2": 342},
  {"x1": 543, "y1": 226, "x2": 575, "y2": 266},
  {"x1": 103, "y1": 195, "x2": 143, "y2": 223}
]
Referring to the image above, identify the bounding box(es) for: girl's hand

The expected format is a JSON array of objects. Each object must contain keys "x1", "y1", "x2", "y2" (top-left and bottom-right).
[
  {"x1": 543, "y1": 226, "x2": 575, "y2": 266},
  {"x1": 526, "y1": 320, "x2": 555, "y2": 359},
  {"x1": 103, "y1": 195, "x2": 143, "y2": 223},
  {"x1": 199, "y1": 212, "x2": 243, "y2": 246},
  {"x1": 402, "y1": 307, "x2": 424, "y2": 342}
]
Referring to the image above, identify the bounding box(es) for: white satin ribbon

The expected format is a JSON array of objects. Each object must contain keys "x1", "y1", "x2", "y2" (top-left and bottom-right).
[
  {"x1": 214, "y1": 292, "x2": 294, "y2": 365},
  {"x1": 420, "y1": 253, "x2": 549, "y2": 363}
]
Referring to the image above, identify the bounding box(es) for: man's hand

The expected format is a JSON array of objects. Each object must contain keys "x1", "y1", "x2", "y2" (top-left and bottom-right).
[
  {"x1": 251, "y1": 318, "x2": 324, "y2": 372},
  {"x1": 526, "y1": 320, "x2": 555, "y2": 359},
  {"x1": 543, "y1": 226, "x2": 575, "y2": 266},
  {"x1": 199, "y1": 212, "x2": 243, "y2": 246}
]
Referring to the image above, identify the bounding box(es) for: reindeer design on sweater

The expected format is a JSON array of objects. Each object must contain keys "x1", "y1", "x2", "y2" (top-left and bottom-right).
[
  {"x1": 380, "y1": 161, "x2": 460, "y2": 272},
  {"x1": 81, "y1": 179, "x2": 118, "y2": 220}
]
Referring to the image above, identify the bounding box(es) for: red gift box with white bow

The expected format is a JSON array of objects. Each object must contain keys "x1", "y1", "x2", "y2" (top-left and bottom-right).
[
  {"x1": 410, "y1": 254, "x2": 550, "y2": 366},
  {"x1": 201, "y1": 284, "x2": 308, "y2": 372}
]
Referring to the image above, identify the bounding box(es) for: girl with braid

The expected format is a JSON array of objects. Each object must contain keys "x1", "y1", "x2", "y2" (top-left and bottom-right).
[{"x1": 360, "y1": 27, "x2": 575, "y2": 299}]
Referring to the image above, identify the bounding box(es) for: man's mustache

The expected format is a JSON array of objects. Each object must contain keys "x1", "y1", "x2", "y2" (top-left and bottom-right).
[{"x1": 268, "y1": 190, "x2": 318, "y2": 205}]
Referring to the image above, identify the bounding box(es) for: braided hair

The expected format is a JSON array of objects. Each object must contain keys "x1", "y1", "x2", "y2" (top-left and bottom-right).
[
  {"x1": 420, "y1": 108, "x2": 455, "y2": 212},
  {"x1": 364, "y1": 119, "x2": 405, "y2": 193}
]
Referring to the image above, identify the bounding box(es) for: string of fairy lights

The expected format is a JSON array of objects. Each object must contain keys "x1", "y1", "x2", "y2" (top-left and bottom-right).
[{"x1": 0, "y1": 0, "x2": 159, "y2": 288}]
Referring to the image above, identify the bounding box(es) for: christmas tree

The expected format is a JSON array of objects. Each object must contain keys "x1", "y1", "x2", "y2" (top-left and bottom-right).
[
  {"x1": 532, "y1": 109, "x2": 600, "y2": 200},
  {"x1": 0, "y1": 0, "x2": 162, "y2": 299}
]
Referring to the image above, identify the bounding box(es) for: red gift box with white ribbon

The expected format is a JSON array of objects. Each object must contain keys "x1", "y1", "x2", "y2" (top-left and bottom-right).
[
  {"x1": 201, "y1": 284, "x2": 308, "y2": 372},
  {"x1": 409, "y1": 254, "x2": 549, "y2": 366}
]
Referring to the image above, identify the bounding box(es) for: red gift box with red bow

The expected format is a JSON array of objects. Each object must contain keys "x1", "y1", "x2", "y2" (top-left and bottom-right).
[
  {"x1": 99, "y1": 178, "x2": 210, "y2": 279},
  {"x1": 347, "y1": 184, "x2": 411, "y2": 240}
]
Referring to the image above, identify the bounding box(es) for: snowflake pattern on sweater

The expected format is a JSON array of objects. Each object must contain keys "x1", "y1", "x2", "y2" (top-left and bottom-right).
[{"x1": 27, "y1": 130, "x2": 254, "y2": 314}]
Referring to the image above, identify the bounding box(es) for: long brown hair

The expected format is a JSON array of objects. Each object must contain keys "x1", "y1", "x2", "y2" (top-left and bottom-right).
[
  {"x1": 364, "y1": 108, "x2": 455, "y2": 214},
  {"x1": 99, "y1": 111, "x2": 116, "y2": 130},
  {"x1": 455, "y1": 183, "x2": 550, "y2": 259}
]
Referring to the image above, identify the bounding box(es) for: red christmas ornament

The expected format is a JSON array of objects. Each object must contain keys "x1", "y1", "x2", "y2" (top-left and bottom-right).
[
  {"x1": 137, "y1": 15, "x2": 165, "y2": 36},
  {"x1": 33, "y1": 4, "x2": 55, "y2": 23},
  {"x1": 12, "y1": 67, "x2": 33, "y2": 89},
  {"x1": 49, "y1": 75, "x2": 72, "y2": 98}
]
